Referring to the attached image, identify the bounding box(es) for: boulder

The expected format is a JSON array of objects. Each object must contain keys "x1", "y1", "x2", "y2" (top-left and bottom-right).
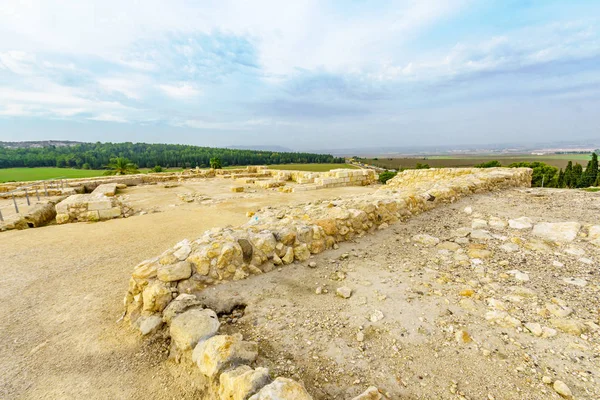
[
  {"x1": 248, "y1": 377, "x2": 313, "y2": 400},
  {"x1": 293, "y1": 244, "x2": 311, "y2": 262},
  {"x1": 194, "y1": 333, "x2": 258, "y2": 377},
  {"x1": 162, "y1": 293, "x2": 203, "y2": 324},
  {"x1": 219, "y1": 365, "x2": 271, "y2": 400},
  {"x1": 139, "y1": 315, "x2": 163, "y2": 335},
  {"x1": 142, "y1": 280, "x2": 173, "y2": 312},
  {"x1": 157, "y1": 261, "x2": 192, "y2": 282},
  {"x1": 170, "y1": 308, "x2": 220, "y2": 351},
  {"x1": 532, "y1": 222, "x2": 581, "y2": 242}
]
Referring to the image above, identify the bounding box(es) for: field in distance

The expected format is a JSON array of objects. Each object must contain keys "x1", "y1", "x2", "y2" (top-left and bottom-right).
[
  {"x1": 267, "y1": 163, "x2": 358, "y2": 172},
  {"x1": 0, "y1": 164, "x2": 357, "y2": 183},
  {"x1": 364, "y1": 154, "x2": 592, "y2": 170}
]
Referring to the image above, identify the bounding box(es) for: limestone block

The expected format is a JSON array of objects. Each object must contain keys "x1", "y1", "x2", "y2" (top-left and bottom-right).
[
  {"x1": 532, "y1": 222, "x2": 581, "y2": 242},
  {"x1": 293, "y1": 243, "x2": 311, "y2": 262},
  {"x1": 248, "y1": 377, "x2": 312, "y2": 400},
  {"x1": 98, "y1": 207, "x2": 122, "y2": 220},
  {"x1": 157, "y1": 261, "x2": 192, "y2": 282},
  {"x1": 171, "y1": 308, "x2": 220, "y2": 351},
  {"x1": 87, "y1": 198, "x2": 113, "y2": 211},
  {"x1": 142, "y1": 280, "x2": 173, "y2": 312},
  {"x1": 56, "y1": 213, "x2": 70, "y2": 224},
  {"x1": 91, "y1": 183, "x2": 118, "y2": 197},
  {"x1": 194, "y1": 333, "x2": 258, "y2": 377},
  {"x1": 219, "y1": 366, "x2": 271, "y2": 400}
]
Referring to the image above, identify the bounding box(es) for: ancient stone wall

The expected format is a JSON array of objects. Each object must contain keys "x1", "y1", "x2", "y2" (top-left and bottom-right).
[{"x1": 122, "y1": 167, "x2": 531, "y2": 399}]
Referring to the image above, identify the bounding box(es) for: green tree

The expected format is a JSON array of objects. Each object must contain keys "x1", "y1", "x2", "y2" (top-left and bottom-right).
[
  {"x1": 573, "y1": 163, "x2": 584, "y2": 187},
  {"x1": 104, "y1": 157, "x2": 139, "y2": 175},
  {"x1": 474, "y1": 160, "x2": 502, "y2": 168},
  {"x1": 209, "y1": 157, "x2": 222, "y2": 169},
  {"x1": 151, "y1": 165, "x2": 164, "y2": 173},
  {"x1": 415, "y1": 163, "x2": 430, "y2": 169},
  {"x1": 509, "y1": 162, "x2": 558, "y2": 187},
  {"x1": 557, "y1": 168, "x2": 565, "y2": 188},
  {"x1": 581, "y1": 153, "x2": 598, "y2": 188}
]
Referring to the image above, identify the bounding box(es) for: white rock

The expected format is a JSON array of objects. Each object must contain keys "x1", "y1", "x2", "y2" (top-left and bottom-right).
[
  {"x1": 218, "y1": 365, "x2": 271, "y2": 400},
  {"x1": 562, "y1": 277, "x2": 587, "y2": 287},
  {"x1": 411, "y1": 234, "x2": 440, "y2": 247},
  {"x1": 553, "y1": 260, "x2": 565, "y2": 267},
  {"x1": 170, "y1": 308, "x2": 220, "y2": 351},
  {"x1": 248, "y1": 377, "x2": 313, "y2": 400},
  {"x1": 553, "y1": 380, "x2": 573, "y2": 398},
  {"x1": 508, "y1": 270, "x2": 530, "y2": 282},
  {"x1": 139, "y1": 315, "x2": 163, "y2": 335},
  {"x1": 369, "y1": 310, "x2": 384, "y2": 322},
  {"x1": 489, "y1": 217, "x2": 507, "y2": 230},
  {"x1": 508, "y1": 217, "x2": 533, "y2": 230},
  {"x1": 351, "y1": 386, "x2": 382, "y2": 400},
  {"x1": 588, "y1": 225, "x2": 600, "y2": 240},
  {"x1": 194, "y1": 333, "x2": 258, "y2": 377},
  {"x1": 578, "y1": 257, "x2": 594, "y2": 265},
  {"x1": 173, "y1": 243, "x2": 192, "y2": 260},
  {"x1": 524, "y1": 322, "x2": 542, "y2": 337},
  {"x1": 464, "y1": 207, "x2": 473, "y2": 215},
  {"x1": 500, "y1": 243, "x2": 520, "y2": 252},
  {"x1": 471, "y1": 230, "x2": 493, "y2": 240},
  {"x1": 564, "y1": 246, "x2": 585, "y2": 256},
  {"x1": 157, "y1": 261, "x2": 192, "y2": 282},
  {"x1": 542, "y1": 376, "x2": 553, "y2": 384},
  {"x1": 336, "y1": 286, "x2": 352, "y2": 299},
  {"x1": 532, "y1": 222, "x2": 581, "y2": 243},
  {"x1": 356, "y1": 331, "x2": 365, "y2": 342},
  {"x1": 472, "y1": 219, "x2": 488, "y2": 229}
]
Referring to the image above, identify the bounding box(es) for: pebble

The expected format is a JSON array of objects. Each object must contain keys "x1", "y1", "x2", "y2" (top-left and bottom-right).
[
  {"x1": 553, "y1": 380, "x2": 572, "y2": 398},
  {"x1": 336, "y1": 286, "x2": 352, "y2": 299}
]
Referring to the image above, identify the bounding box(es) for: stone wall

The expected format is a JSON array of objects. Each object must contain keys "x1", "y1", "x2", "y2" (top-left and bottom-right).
[
  {"x1": 55, "y1": 183, "x2": 131, "y2": 224},
  {"x1": 122, "y1": 167, "x2": 531, "y2": 399}
]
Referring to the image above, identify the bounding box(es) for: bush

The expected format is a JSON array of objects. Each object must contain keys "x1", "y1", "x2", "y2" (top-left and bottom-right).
[
  {"x1": 474, "y1": 160, "x2": 501, "y2": 168},
  {"x1": 151, "y1": 165, "x2": 164, "y2": 173},
  {"x1": 509, "y1": 162, "x2": 558, "y2": 187},
  {"x1": 209, "y1": 157, "x2": 222, "y2": 169},
  {"x1": 415, "y1": 163, "x2": 430, "y2": 169},
  {"x1": 378, "y1": 170, "x2": 397, "y2": 184}
]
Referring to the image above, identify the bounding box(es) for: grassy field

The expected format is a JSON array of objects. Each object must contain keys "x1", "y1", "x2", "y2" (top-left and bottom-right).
[
  {"x1": 0, "y1": 168, "x2": 107, "y2": 183},
  {"x1": 364, "y1": 154, "x2": 596, "y2": 170},
  {"x1": 267, "y1": 163, "x2": 358, "y2": 172}
]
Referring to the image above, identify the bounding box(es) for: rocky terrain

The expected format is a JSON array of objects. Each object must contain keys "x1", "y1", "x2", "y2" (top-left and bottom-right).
[{"x1": 196, "y1": 188, "x2": 599, "y2": 399}]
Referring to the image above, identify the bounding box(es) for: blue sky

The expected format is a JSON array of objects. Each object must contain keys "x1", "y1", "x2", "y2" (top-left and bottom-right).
[{"x1": 0, "y1": 0, "x2": 599, "y2": 150}]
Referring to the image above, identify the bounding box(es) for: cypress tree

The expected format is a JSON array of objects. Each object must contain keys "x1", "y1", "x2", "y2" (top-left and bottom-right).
[
  {"x1": 581, "y1": 153, "x2": 598, "y2": 188},
  {"x1": 573, "y1": 163, "x2": 584, "y2": 188},
  {"x1": 564, "y1": 161, "x2": 574, "y2": 188},
  {"x1": 557, "y1": 168, "x2": 565, "y2": 188}
]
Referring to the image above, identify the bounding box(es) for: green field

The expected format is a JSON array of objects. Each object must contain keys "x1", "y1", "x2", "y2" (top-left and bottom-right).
[
  {"x1": 267, "y1": 163, "x2": 358, "y2": 172},
  {"x1": 364, "y1": 154, "x2": 596, "y2": 170},
  {"x1": 0, "y1": 168, "x2": 107, "y2": 183}
]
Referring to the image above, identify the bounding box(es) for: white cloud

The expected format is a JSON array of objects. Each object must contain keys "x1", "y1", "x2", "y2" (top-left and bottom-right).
[
  {"x1": 88, "y1": 113, "x2": 129, "y2": 123},
  {"x1": 158, "y1": 82, "x2": 201, "y2": 99}
]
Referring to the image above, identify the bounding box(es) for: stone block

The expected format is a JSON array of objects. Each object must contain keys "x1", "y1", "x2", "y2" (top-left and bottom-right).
[{"x1": 98, "y1": 207, "x2": 122, "y2": 220}]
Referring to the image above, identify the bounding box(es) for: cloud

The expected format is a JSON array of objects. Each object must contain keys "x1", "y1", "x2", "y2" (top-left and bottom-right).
[{"x1": 158, "y1": 82, "x2": 201, "y2": 99}]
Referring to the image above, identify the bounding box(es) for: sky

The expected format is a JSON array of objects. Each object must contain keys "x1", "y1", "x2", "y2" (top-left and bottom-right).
[{"x1": 0, "y1": 0, "x2": 599, "y2": 151}]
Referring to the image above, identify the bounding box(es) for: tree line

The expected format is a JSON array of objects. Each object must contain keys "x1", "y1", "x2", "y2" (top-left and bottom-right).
[
  {"x1": 508, "y1": 153, "x2": 599, "y2": 188},
  {"x1": 0, "y1": 142, "x2": 344, "y2": 169}
]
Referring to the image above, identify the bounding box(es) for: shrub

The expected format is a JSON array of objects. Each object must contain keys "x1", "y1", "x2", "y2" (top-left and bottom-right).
[
  {"x1": 415, "y1": 163, "x2": 430, "y2": 169},
  {"x1": 474, "y1": 160, "x2": 501, "y2": 168},
  {"x1": 378, "y1": 170, "x2": 397, "y2": 184},
  {"x1": 509, "y1": 161, "x2": 558, "y2": 187},
  {"x1": 151, "y1": 165, "x2": 164, "y2": 173}
]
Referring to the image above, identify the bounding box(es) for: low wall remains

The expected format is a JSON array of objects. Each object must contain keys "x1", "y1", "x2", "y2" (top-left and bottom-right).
[{"x1": 122, "y1": 167, "x2": 532, "y2": 399}]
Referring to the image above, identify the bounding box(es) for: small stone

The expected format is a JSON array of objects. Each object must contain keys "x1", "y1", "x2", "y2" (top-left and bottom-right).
[
  {"x1": 157, "y1": 261, "x2": 192, "y2": 282},
  {"x1": 336, "y1": 286, "x2": 352, "y2": 299},
  {"x1": 218, "y1": 366, "x2": 270, "y2": 400},
  {"x1": 351, "y1": 386, "x2": 382, "y2": 400},
  {"x1": 464, "y1": 207, "x2": 473, "y2": 215},
  {"x1": 553, "y1": 380, "x2": 572, "y2": 398},
  {"x1": 550, "y1": 318, "x2": 587, "y2": 335},
  {"x1": 532, "y1": 222, "x2": 581, "y2": 243},
  {"x1": 369, "y1": 310, "x2": 384, "y2": 322},
  {"x1": 472, "y1": 219, "x2": 488, "y2": 229},
  {"x1": 308, "y1": 261, "x2": 317, "y2": 268},
  {"x1": 542, "y1": 376, "x2": 553, "y2": 384},
  {"x1": 562, "y1": 277, "x2": 587, "y2": 287},
  {"x1": 455, "y1": 330, "x2": 472, "y2": 343},
  {"x1": 315, "y1": 287, "x2": 323, "y2": 295},
  {"x1": 524, "y1": 322, "x2": 543, "y2": 337},
  {"x1": 356, "y1": 331, "x2": 365, "y2": 342},
  {"x1": 508, "y1": 217, "x2": 533, "y2": 230},
  {"x1": 459, "y1": 289, "x2": 475, "y2": 297},
  {"x1": 411, "y1": 234, "x2": 440, "y2": 247}
]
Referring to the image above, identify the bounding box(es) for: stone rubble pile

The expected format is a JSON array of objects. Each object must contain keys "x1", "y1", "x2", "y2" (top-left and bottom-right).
[
  {"x1": 123, "y1": 167, "x2": 531, "y2": 399},
  {"x1": 55, "y1": 183, "x2": 131, "y2": 224}
]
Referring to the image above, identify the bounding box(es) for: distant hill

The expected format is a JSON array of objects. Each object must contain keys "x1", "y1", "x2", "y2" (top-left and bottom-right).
[
  {"x1": 228, "y1": 145, "x2": 294, "y2": 152},
  {"x1": 0, "y1": 140, "x2": 83, "y2": 149}
]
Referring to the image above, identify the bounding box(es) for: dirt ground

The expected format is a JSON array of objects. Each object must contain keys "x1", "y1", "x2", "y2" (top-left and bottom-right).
[
  {"x1": 199, "y1": 188, "x2": 600, "y2": 400},
  {"x1": 2, "y1": 181, "x2": 598, "y2": 399},
  {"x1": 0, "y1": 178, "x2": 373, "y2": 400}
]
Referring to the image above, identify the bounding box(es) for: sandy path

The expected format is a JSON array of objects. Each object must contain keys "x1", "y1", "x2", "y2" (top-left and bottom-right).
[{"x1": 0, "y1": 182, "x2": 373, "y2": 399}]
